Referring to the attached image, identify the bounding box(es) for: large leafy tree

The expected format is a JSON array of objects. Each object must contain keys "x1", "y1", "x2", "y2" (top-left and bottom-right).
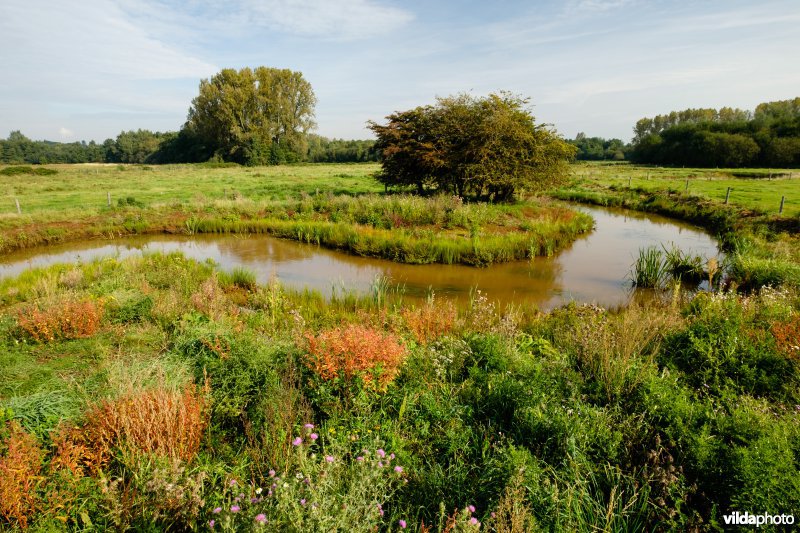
[
  {"x1": 186, "y1": 67, "x2": 316, "y2": 165},
  {"x1": 369, "y1": 93, "x2": 575, "y2": 201}
]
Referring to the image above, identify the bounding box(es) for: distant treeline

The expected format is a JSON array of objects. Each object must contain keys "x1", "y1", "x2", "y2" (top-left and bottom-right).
[
  {"x1": 630, "y1": 98, "x2": 800, "y2": 168},
  {"x1": 568, "y1": 134, "x2": 629, "y2": 161},
  {"x1": 0, "y1": 130, "x2": 377, "y2": 165}
]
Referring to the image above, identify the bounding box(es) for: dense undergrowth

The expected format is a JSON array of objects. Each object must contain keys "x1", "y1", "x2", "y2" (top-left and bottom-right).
[{"x1": 1, "y1": 252, "x2": 799, "y2": 531}]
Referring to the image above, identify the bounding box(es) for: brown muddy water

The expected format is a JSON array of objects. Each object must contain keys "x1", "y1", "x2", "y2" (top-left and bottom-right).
[{"x1": 0, "y1": 205, "x2": 720, "y2": 310}]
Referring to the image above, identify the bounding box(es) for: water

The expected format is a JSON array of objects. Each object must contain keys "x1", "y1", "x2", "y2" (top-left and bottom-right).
[{"x1": 0, "y1": 205, "x2": 720, "y2": 310}]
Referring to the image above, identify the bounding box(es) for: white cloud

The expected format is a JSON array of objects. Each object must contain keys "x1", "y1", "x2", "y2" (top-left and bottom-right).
[{"x1": 58, "y1": 127, "x2": 74, "y2": 139}]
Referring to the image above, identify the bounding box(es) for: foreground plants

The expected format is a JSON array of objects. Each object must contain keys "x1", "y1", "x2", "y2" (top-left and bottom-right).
[{"x1": 1, "y1": 252, "x2": 799, "y2": 530}]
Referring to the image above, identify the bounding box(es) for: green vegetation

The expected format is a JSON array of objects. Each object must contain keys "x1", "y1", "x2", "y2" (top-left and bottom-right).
[
  {"x1": 0, "y1": 163, "x2": 591, "y2": 264},
  {"x1": 369, "y1": 93, "x2": 575, "y2": 201},
  {"x1": 1, "y1": 250, "x2": 799, "y2": 530},
  {"x1": 1, "y1": 159, "x2": 800, "y2": 530}
]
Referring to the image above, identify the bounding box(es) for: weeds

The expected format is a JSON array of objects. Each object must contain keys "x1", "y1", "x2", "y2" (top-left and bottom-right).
[
  {"x1": 16, "y1": 295, "x2": 104, "y2": 342},
  {"x1": 304, "y1": 325, "x2": 408, "y2": 392},
  {"x1": 0, "y1": 420, "x2": 44, "y2": 528}
]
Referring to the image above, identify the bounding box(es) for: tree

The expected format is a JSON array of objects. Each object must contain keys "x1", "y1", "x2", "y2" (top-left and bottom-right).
[
  {"x1": 369, "y1": 93, "x2": 575, "y2": 201},
  {"x1": 185, "y1": 67, "x2": 316, "y2": 165}
]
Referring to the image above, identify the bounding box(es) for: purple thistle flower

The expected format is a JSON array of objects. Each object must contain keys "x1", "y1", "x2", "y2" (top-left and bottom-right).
[
  {"x1": 468, "y1": 505, "x2": 476, "y2": 513},
  {"x1": 269, "y1": 469, "x2": 276, "y2": 478},
  {"x1": 325, "y1": 455, "x2": 335, "y2": 463},
  {"x1": 377, "y1": 461, "x2": 383, "y2": 468},
  {"x1": 394, "y1": 465, "x2": 403, "y2": 473},
  {"x1": 229, "y1": 479, "x2": 237, "y2": 486},
  {"x1": 209, "y1": 519, "x2": 215, "y2": 528},
  {"x1": 255, "y1": 514, "x2": 267, "y2": 524},
  {"x1": 310, "y1": 433, "x2": 318, "y2": 440},
  {"x1": 300, "y1": 498, "x2": 307, "y2": 506},
  {"x1": 356, "y1": 456, "x2": 364, "y2": 462},
  {"x1": 212, "y1": 507, "x2": 222, "y2": 514},
  {"x1": 470, "y1": 517, "x2": 479, "y2": 526},
  {"x1": 304, "y1": 423, "x2": 314, "y2": 429},
  {"x1": 251, "y1": 497, "x2": 259, "y2": 503},
  {"x1": 376, "y1": 448, "x2": 386, "y2": 458},
  {"x1": 399, "y1": 519, "x2": 407, "y2": 529},
  {"x1": 292, "y1": 437, "x2": 303, "y2": 446},
  {"x1": 231, "y1": 505, "x2": 241, "y2": 513}
]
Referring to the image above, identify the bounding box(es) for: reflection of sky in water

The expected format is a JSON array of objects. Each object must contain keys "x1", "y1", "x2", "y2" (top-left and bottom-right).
[{"x1": 0, "y1": 205, "x2": 720, "y2": 310}]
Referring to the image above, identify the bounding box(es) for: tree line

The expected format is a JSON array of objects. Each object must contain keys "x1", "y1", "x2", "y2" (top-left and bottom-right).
[
  {"x1": 629, "y1": 98, "x2": 800, "y2": 168},
  {"x1": 0, "y1": 129, "x2": 378, "y2": 166}
]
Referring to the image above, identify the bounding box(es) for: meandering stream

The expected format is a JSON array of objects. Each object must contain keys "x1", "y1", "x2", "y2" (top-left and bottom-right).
[{"x1": 0, "y1": 205, "x2": 720, "y2": 310}]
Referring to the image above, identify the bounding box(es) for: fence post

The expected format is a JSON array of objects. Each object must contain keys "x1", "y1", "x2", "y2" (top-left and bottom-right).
[
  {"x1": 779, "y1": 196, "x2": 785, "y2": 214},
  {"x1": 685, "y1": 179, "x2": 689, "y2": 191},
  {"x1": 107, "y1": 191, "x2": 111, "y2": 207},
  {"x1": 628, "y1": 176, "x2": 631, "y2": 187},
  {"x1": 15, "y1": 198, "x2": 21, "y2": 214},
  {"x1": 724, "y1": 187, "x2": 731, "y2": 204}
]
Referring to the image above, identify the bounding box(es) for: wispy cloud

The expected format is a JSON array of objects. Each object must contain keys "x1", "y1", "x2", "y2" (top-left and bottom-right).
[{"x1": 239, "y1": 0, "x2": 414, "y2": 40}]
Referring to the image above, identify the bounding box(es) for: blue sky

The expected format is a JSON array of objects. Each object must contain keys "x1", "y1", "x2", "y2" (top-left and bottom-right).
[{"x1": 1, "y1": 0, "x2": 799, "y2": 143}]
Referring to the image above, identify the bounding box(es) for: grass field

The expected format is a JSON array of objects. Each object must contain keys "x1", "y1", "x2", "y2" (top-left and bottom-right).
[
  {"x1": 1, "y1": 161, "x2": 800, "y2": 530},
  {"x1": 0, "y1": 163, "x2": 383, "y2": 214},
  {"x1": 572, "y1": 162, "x2": 800, "y2": 216}
]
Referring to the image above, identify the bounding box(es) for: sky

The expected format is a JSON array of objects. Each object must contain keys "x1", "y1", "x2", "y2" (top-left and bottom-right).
[{"x1": 1, "y1": 0, "x2": 799, "y2": 144}]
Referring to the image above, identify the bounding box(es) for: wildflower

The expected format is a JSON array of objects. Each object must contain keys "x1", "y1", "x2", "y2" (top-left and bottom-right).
[
  {"x1": 310, "y1": 433, "x2": 318, "y2": 440},
  {"x1": 229, "y1": 479, "x2": 237, "y2": 487},
  {"x1": 378, "y1": 461, "x2": 384, "y2": 468},
  {"x1": 377, "y1": 448, "x2": 386, "y2": 458},
  {"x1": 468, "y1": 505, "x2": 476, "y2": 513},
  {"x1": 470, "y1": 517, "x2": 479, "y2": 526},
  {"x1": 251, "y1": 497, "x2": 259, "y2": 503},
  {"x1": 491, "y1": 512, "x2": 496, "y2": 518},
  {"x1": 255, "y1": 514, "x2": 267, "y2": 524},
  {"x1": 292, "y1": 437, "x2": 303, "y2": 446},
  {"x1": 390, "y1": 453, "x2": 395, "y2": 459},
  {"x1": 399, "y1": 519, "x2": 407, "y2": 528},
  {"x1": 209, "y1": 520, "x2": 215, "y2": 528},
  {"x1": 256, "y1": 487, "x2": 263, "y2": 495},
  {"x1": 231, "y1": 505, "x2": 241, "y2": 513},
  {"x1": 394, "y1": 466, "x2": 403, "y2": 473},
  {"x1": 213, "y1": 507, "x2": 222, "y2": 514},
  {"x1": 356, "y1": 456, "x2": 364, "y2": 462},
  {"x1": 300, "y1": 499, "x2": 307, "y2": 506},
  {"x1": 304, "y1": 423, "x2": 314, "y2": 429},
  {"x1": 325, "y1": 455, "x2": 334, "y2": 463},
  {"x1": 269, "y1": 469, "x2": 276, "y2": 478}
]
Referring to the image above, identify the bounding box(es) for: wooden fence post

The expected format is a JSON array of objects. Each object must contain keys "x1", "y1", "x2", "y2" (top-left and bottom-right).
[
  {"x1": 779, "y1": 196, "x2": 785, "y2": 214},
  {"x1": 15, "y1": 198, "x2": 21, "y2": 214},
  {"x1": 724, "y1": 187, "x2": 731, "y2": 204}
]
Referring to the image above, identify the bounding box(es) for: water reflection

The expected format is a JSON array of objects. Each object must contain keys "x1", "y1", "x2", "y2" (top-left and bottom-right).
[{"x1": 0, "y1": 205, "x2": 720, "y2": 310}]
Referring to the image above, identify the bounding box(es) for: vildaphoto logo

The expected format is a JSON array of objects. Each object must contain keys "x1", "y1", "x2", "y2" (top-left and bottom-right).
[{"x1": 723, "y1": 511, "x2": 795, "y2": 527}]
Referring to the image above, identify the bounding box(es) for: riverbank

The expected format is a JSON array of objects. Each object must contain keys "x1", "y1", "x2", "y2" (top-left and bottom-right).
[
  {"x1": 552, "y1": 172, "x2": 800, "y2": 289},
  {"x1": 1, "y1": 250, "x2": 798, "y2": 530}
]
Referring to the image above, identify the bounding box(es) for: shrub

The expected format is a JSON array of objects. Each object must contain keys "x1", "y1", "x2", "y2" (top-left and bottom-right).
[
  {"x1": 0, "y1": 420, "x2": 44, "y2": 528},
  {"x1": 70, "y1": 384, "x2": 209, "y2": 468},
  {"x1": 16, "y1": 296, "x2": 104, "y2": 342},
  {"x1": 771, "y1": 314, "x2": 800, "y2": 362},
  {"x1": 304, "y1": 325, "x2": 408, "y2": 392},
  {"x1": 402, "y1": 300, "x2": 457, "y2": 344}
]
